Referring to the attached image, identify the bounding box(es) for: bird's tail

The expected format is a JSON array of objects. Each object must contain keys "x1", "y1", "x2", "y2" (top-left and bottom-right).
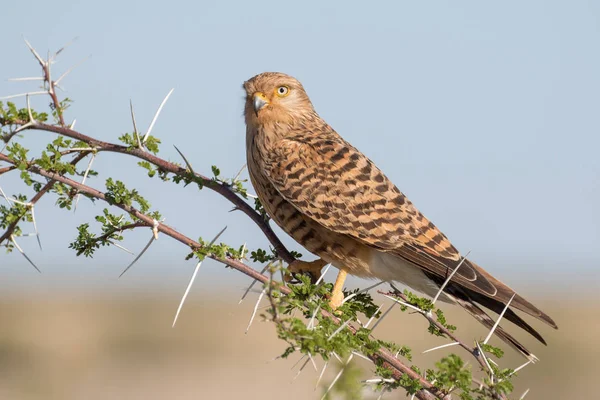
[
  {"x1": 447, "y1": 291, "x2": 539, "y2": 362},
  {"x1": 422, "y1": 270, "x2": 548, "y2": 361}
]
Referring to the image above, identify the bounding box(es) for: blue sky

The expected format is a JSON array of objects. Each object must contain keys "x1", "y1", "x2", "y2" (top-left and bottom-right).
[{"x1": 0, "y1": 1, "x2": 599, "y2": 294}]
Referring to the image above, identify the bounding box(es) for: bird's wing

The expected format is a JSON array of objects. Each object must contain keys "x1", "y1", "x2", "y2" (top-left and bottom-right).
[
  {"x1": 262, "y1": 135, "x2": 558, "y2": 329},
  {"x1": 262, "y1": 136, "x2": 494, "y2": 295}
]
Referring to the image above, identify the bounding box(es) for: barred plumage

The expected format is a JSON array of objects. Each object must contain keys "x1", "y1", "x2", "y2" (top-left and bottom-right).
[{"x1": 243, "y1": 72, "x2": 557, "y2": 359}]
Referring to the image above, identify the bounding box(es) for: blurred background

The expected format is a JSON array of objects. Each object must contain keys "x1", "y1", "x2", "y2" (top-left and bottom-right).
[{"x1": 0, "y1": 1, "x2": 598, "y2": 399}]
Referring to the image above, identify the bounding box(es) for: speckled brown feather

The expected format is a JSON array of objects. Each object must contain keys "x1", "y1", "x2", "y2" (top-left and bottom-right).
[{"x1": 243, "y1": 72, "x2": 557, "y2": 348}]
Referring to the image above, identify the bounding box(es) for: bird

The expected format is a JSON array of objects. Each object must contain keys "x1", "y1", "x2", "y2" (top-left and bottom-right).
[{"x1": 242, "y1": 71, "x2": 557, "y2": 360}]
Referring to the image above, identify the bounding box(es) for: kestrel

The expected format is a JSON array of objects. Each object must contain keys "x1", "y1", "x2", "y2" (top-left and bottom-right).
[{"x1": 243, "y1": 72, "x2": 557, "y2": 359}]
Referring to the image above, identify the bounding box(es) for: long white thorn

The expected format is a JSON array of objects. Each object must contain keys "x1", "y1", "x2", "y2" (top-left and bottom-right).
[
  {"x1": 233, "y1": 163, "x2": 247, "y2": 181},
  {"x1": 173, "y1": 145, "x2": 196, "y2": 175},
  {"x1": 483, "y1": 292, "x2": 516, "y2": 345},
  {"x1": 23, "y1": 38, "x2": 46, "y2": 66},
  {"x1": 497, "y1": 359, "x2": 533, "y2": 384},
  {"x1": 8, "y1": 77, "x2": 44, "y2": 82},
  {"x1": 239, "y1": 264, "x2": 270, "y2": 304},
  {"x1": 370, "y1": 301, "x2": 398, "y2": 332},
  {"x1": 364, "y1": 378, "x2": 395, "y2": 384},
  {"x1": 519, "y1": 388, "x2": 530, "y2": 400},
  {"x1": 13, "y1": 121, "x2": 35, "y2": 134},
  {"x1": 511, "y1": 360, "x2": 532, "y2": 376},
  {"x1": 245, "y1": 287, "x2": 266, "y2": 333},
  {"x1": 52, "y1": 36, "x2": 79, "y2": 60},
  {"x1": 332, "y1": 352, "x2": 343, "y2": 363},
  {"x1": 342, "y1": 280, "x2": 386, "y2": 305},
  {"x1": 70, "y1": 119, "x2": 77, "y2": 129},
  {"x1": 172, "y1": 226, "x2": 228, "y2": 327},
  {"x1": 431, "y1": 250, "x2": 471, "y2": 305},
  {"x1": 107, "y1": 240, "x2": 135, "y2": 255},
  {"x1": 321, "y1": 354, "x2": 353, "y2": 400},
  {"x1": 119, "y1": 232, "x2": 155, "y2": 277},
  {"x1": 308, "y1": 353, "x2": 318, "y2": 372},
  {"x1": 314, "y1": 263, "x2": 331, "y2": 286},
  {"x1": 293, "y1": 356, "x2": 311, "y2": 381},
  {"x1": 383, "y1": 294, "x2": 425, "y2": 314},
  {"x1": 143, "y1": 88, "x2": 174, "y2": 143},
  {"x1": 422, "y1": 341, "x2": 460, "y2": 354},
  {"x1": 26, "y1": 94, "x2": 34, "y2": 123},
  {"x1": 291, "y1": 353, "x2": 307, "y2": 369},
  {"x1": 129, "y1": 100, "x2": 142, "y2": 148},
  {"x1": 307, "y1": 302, "x2": 322, "y2": 330},
  {"x1": 0, "y1": 187, "x2": 10, "y2": 206},
  {"x1": 328, "y1": 319, "x2": 351, "y2": 340},
  {"x1": 0, "y1": 91, "x2": 47, "y2": 100},
  {"x1": 30, "y1": 206, "x2": 42, "y2": 250},
  {"x1": 11, "y1": 235, "x2": 41, "y2": 273},
  {"x1": 476, "y1": 342, "x2": 494, "y2": 379},
  {"x1": 55, "y1": 56, "x2": 90, "y2": 85},
  {"x1": 315, "y1": 361, "x2": 328, "y2": 391},
  {"x1": 351, "y1": 351, "x2": 371, "y2": 362},
  {"x1": 240, "y1": 242, "x2": 247, "y2": 259},
  {"x1": 74, "y1": 153, "x2": 96, "y2": 210},
  {"x1": 364, "y1": 303, "x2": 384, "y2": 329},
  {"x1": 0, "y1": 187, "x2": 26, "y2": 206},
  {"x1": 172, "y1": 260, "x2": 203, "y2": 327},
  {"x1": 46, "y1": 50, "x2": 52, "y2": 92}
]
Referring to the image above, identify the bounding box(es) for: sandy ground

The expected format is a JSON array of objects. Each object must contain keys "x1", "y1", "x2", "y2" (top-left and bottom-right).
[{"x1": 0, "y1": 290, "x2": 595, "y2": 400}]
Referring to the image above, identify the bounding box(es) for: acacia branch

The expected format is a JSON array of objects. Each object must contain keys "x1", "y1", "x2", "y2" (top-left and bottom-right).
[
  {"x1": 0, "y1": 165, "x2": 16, "y2": 175},
  {"x1": 12, "y1": 121, "x2": 293, "y2": 263},
  {"x1": 0, "y1": 40, "x2": 526, "y2": 398},
  {"x1": 381, "y1": 289, "x2": 508, "y2": 400},
  {"x1": 0, "y1": 151, "x2": 90, "y2": 245},
  {"x1": 0, "y1": 151, "x2": 444, "y2": 400}
]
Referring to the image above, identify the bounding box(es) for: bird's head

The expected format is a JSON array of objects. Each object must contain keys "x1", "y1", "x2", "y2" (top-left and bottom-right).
[{"x1": 243, "y1": 72, "x2": 314, "y2": 126}]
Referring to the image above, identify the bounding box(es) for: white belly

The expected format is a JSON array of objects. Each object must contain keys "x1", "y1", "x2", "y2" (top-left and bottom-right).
[{"x1": 369, "y1": 250, "x2": 455, "y2": 304}]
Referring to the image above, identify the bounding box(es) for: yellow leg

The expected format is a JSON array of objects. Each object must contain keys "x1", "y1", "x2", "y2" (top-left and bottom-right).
[
  {"x1": 329, "y1": 269, "x2": 348, "y2": 310},
  {"x1": 287, "y1": 258, "x2": 327, "y2": 283}
]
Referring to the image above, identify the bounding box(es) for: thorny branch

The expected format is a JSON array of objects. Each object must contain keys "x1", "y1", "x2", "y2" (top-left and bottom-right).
[
  {"x1": 1, "y1": 151, "x2": 448, "y2": 399},
  {"x1": 0, "y1": 40, "x2": 532, "y2": 400},
  {"x1": 5, "y1": 120, "x2": 293, "y2": 264},
  {"x1": 0, "y1": 151, "x2": 90, "y2": 245},
  {"x1": 0, "y1": 151, "x2": 444, "y2": 400},
  {"x1": 381, "y1": 288, "x2": 509, "y2": 400}
]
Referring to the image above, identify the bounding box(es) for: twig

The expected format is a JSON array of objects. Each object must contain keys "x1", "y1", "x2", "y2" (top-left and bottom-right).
[{"x1": 11, "y1": 121, "x2": 293, "y2": 261}]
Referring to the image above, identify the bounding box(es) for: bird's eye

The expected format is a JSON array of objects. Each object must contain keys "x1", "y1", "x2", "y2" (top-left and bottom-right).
[{"x1": 275, "y1": 85, "x2": 290, "y2": 97}]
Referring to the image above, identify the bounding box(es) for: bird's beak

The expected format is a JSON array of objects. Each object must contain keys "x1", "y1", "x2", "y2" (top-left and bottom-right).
[{"x1": 253, "y1": 92, "x2": 269, "y2": 115}]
